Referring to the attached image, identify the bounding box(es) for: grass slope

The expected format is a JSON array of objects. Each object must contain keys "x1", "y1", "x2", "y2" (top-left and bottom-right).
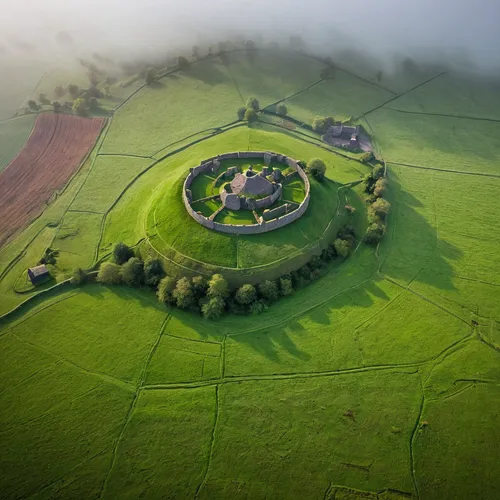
[{"x1": 0, "y1": 114, "x2": 36, "y2": 172}]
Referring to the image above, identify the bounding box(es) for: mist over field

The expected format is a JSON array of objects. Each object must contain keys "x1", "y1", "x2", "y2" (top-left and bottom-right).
[{"x1": 1, "y1": 0, "x2": 499, "y2": 72}]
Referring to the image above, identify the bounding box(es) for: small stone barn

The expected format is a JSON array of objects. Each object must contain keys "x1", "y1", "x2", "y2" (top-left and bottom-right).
[{"x1": 27, "y1": 265, "x2": 50, "y2": 286}]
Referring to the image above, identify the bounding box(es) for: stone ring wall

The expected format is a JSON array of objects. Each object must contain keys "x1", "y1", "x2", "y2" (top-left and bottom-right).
[{"x1": 183, "y1": 151, "x2": 310, "y2": 235}]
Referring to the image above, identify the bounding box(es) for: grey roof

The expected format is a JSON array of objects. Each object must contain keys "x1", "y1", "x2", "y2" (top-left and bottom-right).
[
  {"x1": 329, "y1": 125, "x2": 343, "y2": 137},
  {"x1": 230, "y1": 171, "x2": 274, "y2": 197},
  {"x1": 28, "y1": 265, "x2": 49, "y2": 277}
]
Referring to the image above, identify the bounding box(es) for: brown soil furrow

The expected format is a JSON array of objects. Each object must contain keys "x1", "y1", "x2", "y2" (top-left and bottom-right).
[{"x1": 0, "y1": 113, "x2": 105, "y2": 247}]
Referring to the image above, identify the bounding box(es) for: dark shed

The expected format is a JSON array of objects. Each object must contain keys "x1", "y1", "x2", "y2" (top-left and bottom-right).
[{"x1": 27, "y1": 265, "x2": 50, "y2": 285}]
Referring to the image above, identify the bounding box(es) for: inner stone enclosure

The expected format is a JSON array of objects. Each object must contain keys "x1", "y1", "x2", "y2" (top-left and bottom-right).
[{"x1": 183, "y1": 151, "x2": 311, "y2": 234}]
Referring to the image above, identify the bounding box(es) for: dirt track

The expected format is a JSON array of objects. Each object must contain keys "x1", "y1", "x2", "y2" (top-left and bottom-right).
[{"x1": 0, "y1": 113, "x2": 104, "y2": 248}]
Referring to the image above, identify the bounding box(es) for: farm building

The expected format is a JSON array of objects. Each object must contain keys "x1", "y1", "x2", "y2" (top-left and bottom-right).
[{"x1": 27, "y1": 265, "x2": 50, "y2": 285}]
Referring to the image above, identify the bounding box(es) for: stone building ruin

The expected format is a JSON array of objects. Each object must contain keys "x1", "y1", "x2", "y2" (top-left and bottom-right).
[{"x1": 183, "y1": 151, "x2": 310, "y2": 235}]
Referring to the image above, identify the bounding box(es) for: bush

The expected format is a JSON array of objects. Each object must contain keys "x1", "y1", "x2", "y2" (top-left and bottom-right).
[
  {"x1": 113, "y1": 242, "x2": 134, "y2": 265},
  {"x1": 309, "y1": 255, "x2": 326, "y2": 270},
  {"x1": 172, "y1": 277, "x2": 194, "y2": 309},
  {"x1": 321, "y1": 243, "x2": 337, "y2": 261},
  {"x1": 307, "y1": 158, "x2": 327, "y2": 181},
  {"x1": 157, "y1": 276, "x2": 177, "y2": 304},
  {"x1": 144, "y1": 258, "x2": 165, "y2": 287},
  {"x1": 201, "y1": 296, "x2": 226, "y2": 319},
  {"x1": 258, "y1": 280, "x2": 279, "y2": 302},
  {"x1": 235, "y1": 284, "x2": 257, "y2": 305},
  {"x1": 207, "y1": 274, "x2": 229, "y2": 299},
  {"x1": 52, "y1": 101, "x2": 61, "y2": 112},
  {"x1": 334, "y1": 238, "x2": 351, "y2": 258},
  {"x1": 250, "y1": 299, "x2": 268, "y2": 315},
  {"x1": 237, "y1": 106, "x2": 246, "y2": 120},
  {"x1": 179, "y1": 56, "x2": 189, "y2": 69},
  {"x1": 246, "y1": 97, "x2": 259, "y2": 111},
  {"x1": 364, "y1": 222, "x2": 386, "y2": 245},
  {"x1": 279, "y1": 277, "x2": 294, "y2": 296},
  {"x1": 72, "y1": 98, "x2": 87, "y2": 116},
  {"x1": 97, "y1": 262, "x2": 122, "y2": 284},
  {"x1": 244, "y1": 108, "x2": 258, "y2": 122},
  {"x1": 276, "y1": 103, "x2": 288, "y2": 116},
  {"x1": 337, "y1": 225, "x2": 356, "y2": 247},
  {"x1": 121, "y1": 257, "x2": 144, "y2": 287}
]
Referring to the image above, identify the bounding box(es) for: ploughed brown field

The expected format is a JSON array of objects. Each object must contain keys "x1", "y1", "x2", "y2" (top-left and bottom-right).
[{"x1": 0, "y1": 113, "x2": 104, "y2": 247}]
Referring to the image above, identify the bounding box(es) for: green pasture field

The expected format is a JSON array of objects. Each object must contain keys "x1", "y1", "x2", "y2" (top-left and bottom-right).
[
  {"x1": 283, "y1": 70, "x2": 394, "y2": 123},
  {"x1": 0, "y1": 115, "x2": 36, "y2": 172},
  {"x1": 0, "y1": 49, "x2": 499, "y2": 500}
]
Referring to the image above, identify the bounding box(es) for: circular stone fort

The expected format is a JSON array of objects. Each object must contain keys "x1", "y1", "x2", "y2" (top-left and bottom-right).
[{"x1": 183, "y1": 151, "x2": 311, "y2": 234}]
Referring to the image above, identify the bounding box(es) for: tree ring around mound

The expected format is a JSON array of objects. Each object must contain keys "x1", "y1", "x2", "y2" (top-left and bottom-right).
[{"x1": 183, "y1": 151, "x2": 311, "y2": 234}]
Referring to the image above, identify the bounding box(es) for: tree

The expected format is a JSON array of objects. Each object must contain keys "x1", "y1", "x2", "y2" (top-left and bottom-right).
[
  {"x1": 334, "y1": 238, "x2": 351, "y2": 258},
  {"x1": 121, "y1": 257, "x2": 144, "y2": 287},
  {"x1": 72, "y1": 98, "x2": 87, "y2": 116},
  {"x1": 364, "y1": 222, "x2": 386, "y2": 245},
  {"x1": 307, "y1": 158, "x2": 327, "y2": 181},
  {"x1": 113, "y1": 242, "x2": 134, "y2": 265},
  {"x1": 178, "y1": 56, "x2": 189, "y2": 69},
  {"x1": 68, "y1": 84, "x2": 80, "y2": 98},
  {"x1": 258, "y1": 280, "x2": 279, "y2": 302},
  {"x1": 192, "y1": 276, "x2": 208, "y2": 299},
  {"x1": 88, "y1": 97, "x2": 98, "y2": 110},
  {"x1": 87, "y1": 84, "x2": 102, "y2": 98},
  {"x1": 237, "y1": 106, "x2": 247, "y2": 120},
  {"x1": 235, "y1": 284, "x2": 257, "y2": 305},
  {"x1": 276, "y1": 103, "x2": 288, "y2": 116},
  {"x1": 145, "y1": 67, "x2": 157, "y2": 85},
  {"x1": 54, "y1": 85, "x2": 65, "y2": 98},
  {"x1": 244, "y1": 108, "x2": 258, "y2": 123},
  {"x1": 27, "y1": 100, "x2": 39, "y2": 112},
  {"x1": 39, "y1": 93, "x2": 50, "y2": 105},
  {"x1": 312, "y1": 116, "x2": 325, "y2": 133},
  {"x1": 172, "y1": 277, "x2": 194, "y2": 309},
  {"x1": 144, "y1": 258, "x2": 165, "y2": 286},
  {"x1": 246, "y1": 97, "x2": 260, "y2": 111},
  {"x1": 157, "y1": 276, "x2": 177, "y2": 304},
  {"x1": 97, "y1": 262, "x2": 122, "y2": 284},
  {"x1": 279, "y1": 277, "x2": 294, "y2": 296},
  {"x1": 201, "y1": 296, "x2": 225, "y2": 319},
  {"x1": 369, "y1": 198, "x2": 391, "y2": 220},
  {"x1": 52, "y1": 101, "x2": 61, "y2": 113},
  {"x1": 373, "y1": 178, "x2": 388, "y2": 198},
  {"x1": 71, "y1": 267, "x2": 88, "y2": 285},
  {"x1": 207, "y1": 274, "x2": 229, "y2": 299}
]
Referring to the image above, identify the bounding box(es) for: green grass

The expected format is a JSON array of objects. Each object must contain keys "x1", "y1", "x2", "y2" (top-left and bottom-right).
[
  {"x1": 100, "y1": 58, "x2": 243, "y2": 156},
  {"x1": 1, "y1": 49, "x2": 500, "y2": 500},
  {"x1": 71, "y1": 155, "x2": 153, "y2": 213},
  {"x1": 214, "y1": 208, "x2": 256, "y2": 225},
  {"x1": 367, "y1": 108, "x2": 500, "y2": 175},
  {"x1": 283, "y1": 70, "x2": 394, "y2": 123},
  {"x1": 0, "y1": 114, "x2": 36, "y2": 172}
]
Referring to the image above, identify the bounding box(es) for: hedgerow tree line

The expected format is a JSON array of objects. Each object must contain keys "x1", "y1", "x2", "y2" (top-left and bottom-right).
[
  {"x1": 362, "y1": 164, "x2": 391, "y2": 245},
  {"x1": 93, "y1": 224, "x2": 356, "y2": 320}
]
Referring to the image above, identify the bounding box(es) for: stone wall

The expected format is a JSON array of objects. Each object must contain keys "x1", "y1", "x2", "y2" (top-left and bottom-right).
[{"x1": 183, "y1": 151, "x2": 310, "y2": 235}]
